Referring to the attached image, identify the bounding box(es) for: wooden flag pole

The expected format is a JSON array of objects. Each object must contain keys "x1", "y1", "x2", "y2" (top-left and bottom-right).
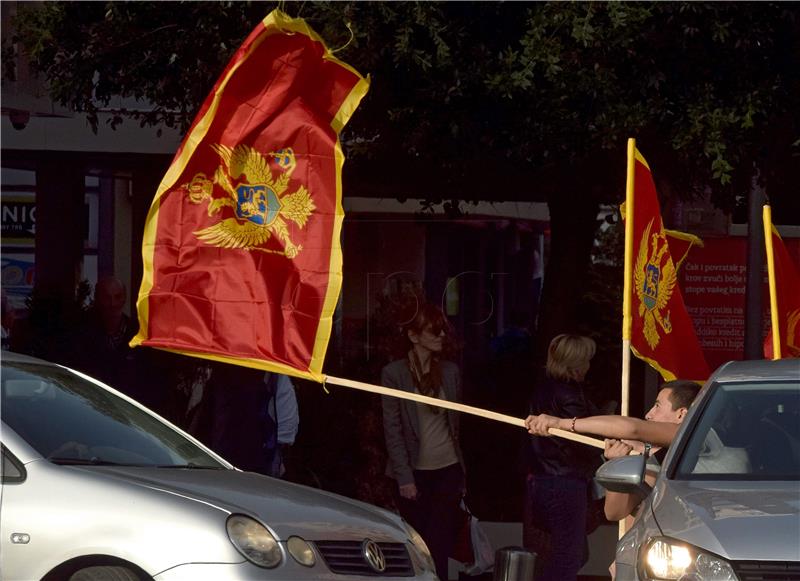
[
  {"x1": 621, "y1": 138, "x2": 636, "y2": 419},
  {"x1": 763, "y1": 205, "x2": 782, "y2": 360},
  {"x1": 324, "y1": 374, "x2": 605, "y2": 449},
  {"x1": 621, "y1": 343, "x2": 631, "y2": 417},
  {"x1": 618, "y1": 137, "x2": 637, "y2": 539}
]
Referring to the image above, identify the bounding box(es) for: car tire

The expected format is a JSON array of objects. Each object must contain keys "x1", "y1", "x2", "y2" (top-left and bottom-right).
[{"x1": 69, "y1": 566, "x2": 141, "y2": 581}]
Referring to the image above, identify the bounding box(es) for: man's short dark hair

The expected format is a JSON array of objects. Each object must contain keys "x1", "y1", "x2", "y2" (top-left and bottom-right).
[{"x1": 662, "y1": 380, "x2": 702, "y2": 410}]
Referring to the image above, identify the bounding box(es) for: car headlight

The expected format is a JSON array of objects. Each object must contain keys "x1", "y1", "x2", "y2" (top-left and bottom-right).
[
  {"x1": 226, "y1": 514, "x2": 282, "y2": 568},
  {"x1": 287, "y1": 535, "x2": 316, "y2": 567},
  {"x1": 641, "y1": 537, "x2": 738, "y2": 580},
  {"x1": 403, "y1": 520, "x2": 435, "y2": 574}
]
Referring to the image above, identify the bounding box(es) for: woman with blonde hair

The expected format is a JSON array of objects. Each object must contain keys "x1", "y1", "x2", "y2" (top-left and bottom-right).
[{"x1": 525, "y1": 333, "x2": 602, "y2": 581}]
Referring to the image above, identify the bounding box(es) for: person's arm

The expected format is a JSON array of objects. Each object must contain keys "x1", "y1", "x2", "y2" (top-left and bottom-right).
[
  {"x1": 380, "y1": 365, "x2": 416, "y2": 492},
  {"x1": 275, "y1": 375, "x2": 299, "y2": 445},
  {"x1": 448, "y1": 364, "x2": 466, "y2": 492},
  {"x1": 604, "y1": 490, "x2": 644, "y2": 521},
  {"x1": 602, "y1": 439, "x2": 640, "y2": 521},
  {"x1": 526, "y1": 413, "x2": 679, "y2": 447},
  {"x1": 605, "y1": 470, "x2": 658, "y2": 521}
]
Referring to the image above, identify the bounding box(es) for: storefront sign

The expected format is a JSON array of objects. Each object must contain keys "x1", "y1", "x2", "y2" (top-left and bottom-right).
[{"x1": 1, "y1": 197, "x2": 36, "y2": 243}]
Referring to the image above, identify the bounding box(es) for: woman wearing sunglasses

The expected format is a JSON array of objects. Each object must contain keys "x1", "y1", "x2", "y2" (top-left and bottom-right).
[{"x1": 381, "y1": 302, "x2": 465, "y2": 581}]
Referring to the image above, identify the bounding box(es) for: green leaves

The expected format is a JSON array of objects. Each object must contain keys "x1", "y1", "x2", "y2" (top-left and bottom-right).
[
  {"x1": 5, "y1": 1, "x2": 797, "y2": 202},
  {"x1": 6, "y1": 0, "x2": 261, "y2": 132},
  {"x1": 711, "y1": 155, "x2": 734, "y2": 185},
  {"x1": 482, "y1": 2, "x2": 798, "y2": 194}
]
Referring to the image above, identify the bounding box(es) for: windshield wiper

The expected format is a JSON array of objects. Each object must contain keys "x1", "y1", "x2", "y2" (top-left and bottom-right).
[
  {"x1": 50, "y1": 458, "x2": 225, "y2": 469},
  {"x1": 49, "y1": 457, "x2": 132, "y2": 466},
  {"x1": 153, "y1": 463, "x2": 226, "y2": 470}
]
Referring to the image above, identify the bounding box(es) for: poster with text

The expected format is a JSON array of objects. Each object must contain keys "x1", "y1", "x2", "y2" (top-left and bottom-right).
[{"x1": 680, "y1": 235, "x2": 800, "y2": 371}]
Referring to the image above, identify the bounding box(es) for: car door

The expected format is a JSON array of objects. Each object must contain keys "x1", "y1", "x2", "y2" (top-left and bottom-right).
[{"x1": 0, "y1": 443, "x2": 36, "y2": 581}]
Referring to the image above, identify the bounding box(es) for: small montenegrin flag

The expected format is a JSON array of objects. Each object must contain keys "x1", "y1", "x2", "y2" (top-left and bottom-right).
[
  {"x1": 623, "y1": 146, "x2": 710, "y2": 382},
  {"x1": 130, "y1": 10, "x2": 369, "y2": 382}
]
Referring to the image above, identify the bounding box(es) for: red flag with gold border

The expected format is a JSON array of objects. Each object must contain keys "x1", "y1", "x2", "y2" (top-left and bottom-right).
[
  {"x1": 130, "y1": 10, "x2": 369, "y2": 382},
  {"x1": 625, "y1": 148, "x2": 710, "y2": 382},
  {"x1": 763, "y1": 225, "x2": 800, "y2": 359}
]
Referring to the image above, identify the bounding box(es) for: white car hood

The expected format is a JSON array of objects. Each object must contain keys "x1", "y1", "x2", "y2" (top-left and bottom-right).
[
  {"x1": 650, "y1": 479, "x2": 800, "y2": 561},
  {"x1": 83, "y1": 466, "x2": 406, "y2": 541}
]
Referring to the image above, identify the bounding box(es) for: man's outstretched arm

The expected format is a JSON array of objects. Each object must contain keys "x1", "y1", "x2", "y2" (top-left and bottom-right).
[{"x1": 526, "y1": 414, "x2": 679, "y2": 447}]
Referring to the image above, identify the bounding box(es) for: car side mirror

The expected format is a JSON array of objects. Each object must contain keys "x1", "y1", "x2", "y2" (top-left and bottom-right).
[{"x1": 595, "y1": 455, "x2": 653, "y2": 497}]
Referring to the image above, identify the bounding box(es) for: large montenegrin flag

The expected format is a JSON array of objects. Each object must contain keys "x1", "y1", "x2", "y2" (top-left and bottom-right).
[
  {"x1": 130, "y1": 10, "x2": 369, "y2": 382},
  {"x1": 623, "y1": 144, "x2": 710, "y2": 383}
]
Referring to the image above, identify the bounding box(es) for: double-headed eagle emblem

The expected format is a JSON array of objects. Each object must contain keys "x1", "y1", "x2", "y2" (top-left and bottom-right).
[
  {"x1": 634, "y1": 218, "x2": 677, "y2": 349},
  {"x1": 183, "y1": 145, "x2": 315, "y2": 258}
]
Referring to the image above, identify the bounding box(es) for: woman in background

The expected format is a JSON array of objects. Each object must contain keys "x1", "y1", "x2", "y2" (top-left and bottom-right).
[
  {"x1": 526, "y1": 334, "x2": 601, "y2": 581},
  {"x1": 381, "y1": 303, "x2": 465, "y2": 581}
]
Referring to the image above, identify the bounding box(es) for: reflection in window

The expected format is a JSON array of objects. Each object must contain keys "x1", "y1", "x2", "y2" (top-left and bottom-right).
[
  {"x1": 1, "y1": 362, "x2": 224, "y2": 468},
  {"x1": 676, "y1": 382, "x2": 800, "y2": 480}
]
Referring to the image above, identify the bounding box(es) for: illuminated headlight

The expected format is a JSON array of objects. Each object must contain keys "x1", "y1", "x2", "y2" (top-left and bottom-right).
[
  {"x1": 641, "y1": 537, "x2": 738, "y2": 580},
  {"x1": 403, "y1": 520, "x2": 435, "y2": 574},
  {"x1": 287, "y1": 536, "x2": 316, "y2": 567},
  {"x1": 226, "y1": 514, "x2": 282, "y2": 568}
]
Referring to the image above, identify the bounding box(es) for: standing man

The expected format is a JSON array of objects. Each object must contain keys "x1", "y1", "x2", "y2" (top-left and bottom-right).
[{"x1": 76, "y1": 276, "x2": 137, "y2": 392}]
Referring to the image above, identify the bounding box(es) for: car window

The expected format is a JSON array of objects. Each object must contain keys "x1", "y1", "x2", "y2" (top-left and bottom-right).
[
  {"x1": 1, "y1": 361, "x2": 225, "y2": 469},
  {"x1": 675, "y1": 381, "x2": 800, "y2": 480},
  {"x1": 1, "y1": 446, "x2": 26, "y2": 483}
]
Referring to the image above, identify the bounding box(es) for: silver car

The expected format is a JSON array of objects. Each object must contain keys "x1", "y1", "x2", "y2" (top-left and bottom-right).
[
  {"x1": 0, "y1": 352, "x2": 437, "y2": 581},
  {"x1": 598, "y1": 358, "x2": 800, "y2": 581}
]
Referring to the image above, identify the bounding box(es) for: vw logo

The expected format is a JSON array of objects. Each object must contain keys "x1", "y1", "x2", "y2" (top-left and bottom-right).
[{"x1": 362, "y1": 539, "x2": 387, "y2": 573}]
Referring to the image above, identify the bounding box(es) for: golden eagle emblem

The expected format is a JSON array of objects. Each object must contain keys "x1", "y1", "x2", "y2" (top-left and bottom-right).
[
  {"x1": 183, "y1": 145, "x2": 314, "y2": 258},
  {"x1": 634, "y1": 218, "x2": 677, "y2": 349}
]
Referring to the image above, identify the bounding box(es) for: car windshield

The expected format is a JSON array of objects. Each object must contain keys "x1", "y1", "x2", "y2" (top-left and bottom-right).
[
  {"x1": 1, "y1": 360, "x2": 226, "y2": 469},
  {"x1": 675, "y1": 380, "x2": 800, "y2": 481}
]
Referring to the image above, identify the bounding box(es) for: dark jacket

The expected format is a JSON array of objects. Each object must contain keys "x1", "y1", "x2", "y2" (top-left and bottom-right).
[
  {"x1": 380, "y1": 358, "x2": 465, "y2": 486},
  {"x1": 206, "y1": 362, "x2": 277, "y2": 475},
  {"x1": 527, "y1": 374, "x2": 601, "y2": 479}
]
